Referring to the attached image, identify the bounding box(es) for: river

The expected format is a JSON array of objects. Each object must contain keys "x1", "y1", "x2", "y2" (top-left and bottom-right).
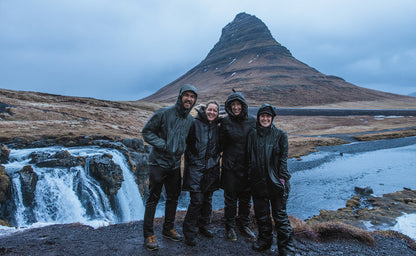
[{"x1": 179, "y1": 136, "x2": 416, "y2": 239}]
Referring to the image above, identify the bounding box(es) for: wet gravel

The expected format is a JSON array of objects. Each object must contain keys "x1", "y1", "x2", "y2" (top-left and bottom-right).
[{"x1": 1, "y1": 213, "x2": 415, "y2": 256}]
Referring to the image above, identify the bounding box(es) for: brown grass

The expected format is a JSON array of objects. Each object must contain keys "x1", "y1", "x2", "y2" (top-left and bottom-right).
[
  {"x1": 289, "y1": 216, "x2": 319, "y2": 241},
  {"x1": 354, "y1": 128, "x2": 416, "y2": 141},
  {"x1": 311, "y1": 221, "x2": 375, "y2": 245},
  {"x1": 290, "y1": 216, "x2": 375, "y2": 245},
  {"x1": 2, "y1": 88, "x2": 416, "y2": 160}
]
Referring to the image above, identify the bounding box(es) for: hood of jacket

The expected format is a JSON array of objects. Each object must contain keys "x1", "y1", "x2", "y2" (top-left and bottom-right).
[
  {"x1": 195, "y1": 106, "x2": 219, "y2": 124},
  {"x1": 256, "y1": 103, "x2": 277, "y2": 137},
  {"x1": 176, "y1": 84, "x2": 198, "y2": 117},
  {"x1": 257, "y1": 103, "x2": 277, "y2": 119},
  {"x1": 224, "y1": 91, "x2": 248, "y2": 121}
]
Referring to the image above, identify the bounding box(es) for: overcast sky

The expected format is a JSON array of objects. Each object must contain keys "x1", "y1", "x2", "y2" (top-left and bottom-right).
[{"x1": 1, "y1": 0, "x2": 415, "y2": 101}]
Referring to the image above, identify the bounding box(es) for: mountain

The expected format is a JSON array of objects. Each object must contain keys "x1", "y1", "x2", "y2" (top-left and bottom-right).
[
  {"x1": 409, "y1": 92, "x2": 416, "y2": 97},
  {"x1": 141, "y1": 12, "x2": 412, "y2": 107}
]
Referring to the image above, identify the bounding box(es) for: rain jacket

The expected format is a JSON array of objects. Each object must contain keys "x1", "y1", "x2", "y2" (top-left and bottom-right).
[
  {"x1": 183, "y1": 106, "x2": 221, "y2": 192},
  {"x1": 142, "y1": 84, "x2": 198, "y2": 169},
  {"x1": 220, "y1": 92, "x2": 256, "y2": 174},
  {"x1": 247, "y1": 103, "x2": 291, "y2": 198}
]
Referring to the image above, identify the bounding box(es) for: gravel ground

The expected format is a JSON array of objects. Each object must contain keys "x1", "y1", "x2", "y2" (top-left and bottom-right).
[{"x1": 1, "y1": 212, "x2": 415, "y2": 256}]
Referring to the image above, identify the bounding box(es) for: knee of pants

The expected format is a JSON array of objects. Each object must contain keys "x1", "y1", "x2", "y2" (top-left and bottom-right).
[
  {"x1": 224, "y1": 191, "x2": 238, "y2": 203},
  {"x1": 273, "y1": 212, "x2": 290, "y2": 225},
  {"x1": 165, "y1": 194, "x2": 179, "y2": 203},
  {"x1": 190, "y1": 193, "x2": 204, "y2": 206},
  {"x1": 145, "y1": 193, "x2": 161, "y2": 208}
]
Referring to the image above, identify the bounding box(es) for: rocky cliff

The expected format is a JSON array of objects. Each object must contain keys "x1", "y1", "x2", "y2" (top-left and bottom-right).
[{"x1": 142, "y1": 12, "x2": 410, "y2": 106}]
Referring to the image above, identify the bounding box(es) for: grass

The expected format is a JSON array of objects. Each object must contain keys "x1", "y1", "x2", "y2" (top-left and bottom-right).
[{"x1": 290, "y1": 216, "x2": 375, "y2": 245}]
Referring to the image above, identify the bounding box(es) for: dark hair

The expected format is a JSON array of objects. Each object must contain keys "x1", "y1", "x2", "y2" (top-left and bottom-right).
[{"x1": 206, "y1": 100, "x2": 219, "y2": 110}]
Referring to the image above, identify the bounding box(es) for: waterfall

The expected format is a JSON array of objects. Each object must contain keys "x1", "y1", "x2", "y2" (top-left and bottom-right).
[
  {"x1": 101, "y1": 149, "x2": 144, "y2": 222},
  {"x1": 4, "y1": 147, "x2": 145, "y2": 228}
]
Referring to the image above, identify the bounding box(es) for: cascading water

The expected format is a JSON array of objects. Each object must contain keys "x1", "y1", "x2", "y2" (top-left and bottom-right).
[{"x1": 4, "y1": 146, "x2": 145, "y2": 228}]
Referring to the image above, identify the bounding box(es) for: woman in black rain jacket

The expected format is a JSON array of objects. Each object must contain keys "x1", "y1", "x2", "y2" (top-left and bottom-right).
[
  {"x1": 220, "y1": 91, "x2": 256, "y2": 241},
  {"x1": 182, "y1": 101, "x2": 221, "y2": 246},
  {"x1": 246, "y1": 103, "x2": 295, "y2": 256}
]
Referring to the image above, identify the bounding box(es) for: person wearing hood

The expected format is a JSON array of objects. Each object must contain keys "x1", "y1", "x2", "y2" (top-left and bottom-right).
[
  {"x1": 246, "y1": 103, "x2": 295, "y2": 256},
  {"x1": 220, "y1": 91, "x2": 257, "y2": 242},
  {"x1": 141, "y1": 84, "x2": 198, "y2": 251},
  {"x1": 182, "y1": 101, "x2": 221, "y2": 246}
]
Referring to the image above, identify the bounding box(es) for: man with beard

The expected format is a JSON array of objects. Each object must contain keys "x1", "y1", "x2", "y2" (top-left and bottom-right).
[{"x1": 141, "y1": 84, "x2": 197, "y2": 251}]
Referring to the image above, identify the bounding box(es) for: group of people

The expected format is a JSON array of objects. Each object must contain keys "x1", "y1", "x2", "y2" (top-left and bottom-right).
[{"x1": 141, "y1": 84, "x2": 295, "y2": 256}]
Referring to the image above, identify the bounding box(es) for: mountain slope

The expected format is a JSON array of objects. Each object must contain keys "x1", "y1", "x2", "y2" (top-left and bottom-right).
[{"x1": 142, "y1": 12, "x2": 412, "y2": 107}]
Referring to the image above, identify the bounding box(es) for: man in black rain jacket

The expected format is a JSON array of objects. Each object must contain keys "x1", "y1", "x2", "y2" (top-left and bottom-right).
[
  {"x1": 247, "y1": 103, "x2": 295, "y2": 256},
  {"x1": 220, "y1": 91, "x2": 256, "y2": 241},
  {"x1": 141, "y1": 84, "x2": 197, "y2": 251}
]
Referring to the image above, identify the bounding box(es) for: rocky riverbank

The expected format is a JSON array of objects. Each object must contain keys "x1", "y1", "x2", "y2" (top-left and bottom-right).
[
  {"x1": 306, "y1": 188, "x2": 416, "y2": 230},
  {"x1": 0, "y1": 208, "x2": 415, "y2": 256}
]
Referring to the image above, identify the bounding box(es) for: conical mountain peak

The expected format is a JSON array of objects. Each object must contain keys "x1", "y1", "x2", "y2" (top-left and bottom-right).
[
  {"x1": 204, "y1": 12, "x2": 291, "y2": 65},
  {"x1": 142, "y1": 13, "x2": 405, "y2": 106}
]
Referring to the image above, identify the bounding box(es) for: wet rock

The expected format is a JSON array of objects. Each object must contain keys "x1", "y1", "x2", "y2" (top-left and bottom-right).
[
  {"x1": 122, "y1": 138, "x2": 145, "y2": 151},
  {"x1": 19, "y1": 165, "x2": 38, "y2": 208},
  {"x1": 0, "y1": 165, "x2": 11, "y2": 204},
  {"x1": 306, "y1": 189, "x2": 416, "y2": 230},
  {"x1": 29, "y1": 150, "x2": 85, "y2": 168},
  {"x1": 0, "y1": 165, "x2": 12, "y2": 225},
  {"x1": 91, "y1": 140, "x2": 127, "y2": 151},
  {"x1": 354, "y1": 186, "x2": 373, "y2": 197},
  {"x1": 0, "y1": 144, "x2": 10, "y2": 164},
  {"x1": 345, "y1": 196, "x2": 361, "y2": 208},
  {"x1": 126, "y1": 151, "x2": 150, "y2": 198},
  {"x1": 87, "y1": 154, "x2": 123, "y2": 197}
]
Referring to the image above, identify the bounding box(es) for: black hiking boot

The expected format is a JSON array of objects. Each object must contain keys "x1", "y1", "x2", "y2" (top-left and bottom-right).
[
  {"x1": 226, "y1": 228, "x2": 237, "y2": 241},
  {"x1": 144, "y1": 235, "x2": 159, "y2": 251},
  {"x1": 252, "y1": 239, "x2": 271, "y2": 252},
  {"x1": 199, "y1": 226, "x2": 214, "y2": 238},
  {"x1": 239, "y1": 225, "x2": 256, "y2": 241},
  {"x1": 162, "y1": 228, "x2": 182, "y2": 241}
]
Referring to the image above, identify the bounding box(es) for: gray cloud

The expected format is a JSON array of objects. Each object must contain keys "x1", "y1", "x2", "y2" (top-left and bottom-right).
[{"x1": 1, "y1": 0, "x2": 415, "y2": 100}]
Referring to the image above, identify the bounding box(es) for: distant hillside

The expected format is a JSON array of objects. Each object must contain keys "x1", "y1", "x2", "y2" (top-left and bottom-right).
[
  {"x1": 0, "y1": 88, "x2": 156, "y2": 142},
  {"x1": 409, "y1": 92, "x2": 416, "y2": 97},
  {"x1": 141, "y1": 12, "x2": 412, "y2": 107}
]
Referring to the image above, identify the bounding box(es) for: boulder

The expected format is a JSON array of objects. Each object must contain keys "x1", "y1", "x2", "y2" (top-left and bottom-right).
[
  {"x1": 122, "y1": 138, "x2": 145, "y2": 151},
  {"x1": 29, "y1": 150, "x2": 85, "y2": 168},
  {"x1": 0, "y1": 144, "x2": 10, "y2": 164},
  {"x1": 87, "y1": 154, "x2": 124, "y2": 197},
  {"x1": 0, "y1": 164, "x2": 11, "y2": 203},
  {"x1": 354, "y1": 186, "x2": 373, "y2": 197},
  {"x1": 19, "y1": 165, "x2": 38, "y2": 207},
  {"x1": 127, "y1": 151, "x2": 150, "y2": 198}
]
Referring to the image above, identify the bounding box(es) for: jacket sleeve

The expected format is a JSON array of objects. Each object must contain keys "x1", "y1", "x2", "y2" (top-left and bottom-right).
[
  {"x1": 278, "y1": 131, "x2": 291, "y2": 180},
  {"x1": 246, "y1": 129, "x2": 255, "y2": 178},
  {"x1": 142, "y1": 110, "x2": 167, "y2": 152},
  {"x1": 218, "y1": 118, "x2": 226, "y2": 153}
]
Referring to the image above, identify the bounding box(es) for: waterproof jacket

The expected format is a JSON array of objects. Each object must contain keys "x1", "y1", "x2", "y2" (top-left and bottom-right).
[
  {"x1": 183, "y1": 107, "x2": 221, "y2": 192},
  {"x1": 247, "y1": 103, "x2": 291, "y2": 198},
  {"x1": 220, "y1": 92, "x2": 256, "y2": 174},
  {"x1": 142, "y1": 84, "x2": 198, "y2": 169}
]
